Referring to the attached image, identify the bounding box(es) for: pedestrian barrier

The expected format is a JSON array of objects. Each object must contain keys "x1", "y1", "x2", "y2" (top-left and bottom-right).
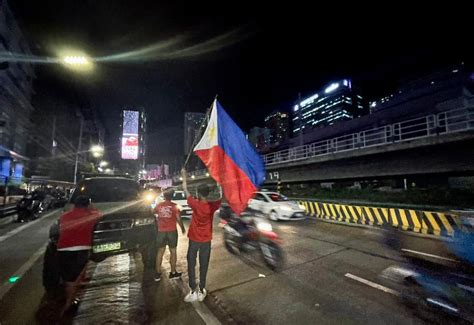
[{"x1": 298, "y1": 200, "x2": 461, "y2": 237}]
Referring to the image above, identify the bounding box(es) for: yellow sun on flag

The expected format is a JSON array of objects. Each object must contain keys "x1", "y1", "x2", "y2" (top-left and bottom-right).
[{"x1": 208, "y1": 125, "x2": 217, "y2": 142}]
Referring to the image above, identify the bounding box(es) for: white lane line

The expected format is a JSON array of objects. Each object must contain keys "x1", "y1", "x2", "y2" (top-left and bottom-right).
[
  {"x1": 344, "y1": 273, "x2": 399, "y2": 296},
  {"x1": 401, "y1": 248, "x2": 457, "y2": 262},
  {"x1": 171, "y1": 280, "x2": 222, "y2": 325},
  {"x1": 0, "y1": 210, "x2": 58, "y2": 243},
  {"x1": 0, "y1": 244, "x2": 46, "y2": 301}
]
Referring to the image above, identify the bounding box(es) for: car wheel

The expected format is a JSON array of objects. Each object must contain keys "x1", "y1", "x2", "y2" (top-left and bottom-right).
[{"x1": 270, "y1": 210, "x2": 279, "y2": 221}]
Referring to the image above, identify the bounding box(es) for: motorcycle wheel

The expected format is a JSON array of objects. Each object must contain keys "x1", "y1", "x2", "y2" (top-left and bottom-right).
[
  {"x1": 224, "y1": 231, "x2": 240, "y2": 255},
  {"x1": 260, "y1": 241, "x2": 283, "y2": 271}
]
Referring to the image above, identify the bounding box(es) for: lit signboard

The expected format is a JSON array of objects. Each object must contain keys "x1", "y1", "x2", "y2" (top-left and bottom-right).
[{"x1": 121, "y1": 110, "x2": 140, "y2": 160}]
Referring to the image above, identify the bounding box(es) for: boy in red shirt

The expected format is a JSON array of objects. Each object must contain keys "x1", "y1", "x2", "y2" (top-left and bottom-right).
[
  {"x1": 154, "y1": 189, "x2": 186, "y2": 282},
  {"x1": 181, "y1": 169, "x2": 221, "y2": 303}
]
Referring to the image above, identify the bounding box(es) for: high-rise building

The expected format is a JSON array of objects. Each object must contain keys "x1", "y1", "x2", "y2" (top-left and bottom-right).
[
  {"x1": 119, "y1": 108, "x2": 147, "y2": 175},
  {"x1": 0, "y1": 0, "x2": 35, "y2": 157},
  {"x1": 248, "y1": 127, "x2": 271, "y2": 150},
  {"x1": 264, "y1": 111, "x2": 289, "y2": 145},
  {"x1": 184, "y1": 112, "x2": 206, "y2": 154},
  {"x1": 292, "y1": 79, "x2": 368, "y2": 135}
]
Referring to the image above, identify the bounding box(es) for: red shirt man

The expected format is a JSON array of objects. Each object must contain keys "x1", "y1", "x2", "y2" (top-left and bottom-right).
[
  {"x1": 181, "y1": 169, "x2": 221, "y2": 303},
  {"x1": 187, "y1": 196, "x2": 221, "y2": 242},
  {"x1": 153, "y1": 190, "x2": 185, "y2": 282}
]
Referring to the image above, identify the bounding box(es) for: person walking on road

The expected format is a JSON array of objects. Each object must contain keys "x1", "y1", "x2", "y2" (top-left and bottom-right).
[
  {"x1": 181, "y1": 168, "x2": 221, "y2": 303},
  {"x1": 154, "y1": 189, "x2": 186, "y2": 282}
]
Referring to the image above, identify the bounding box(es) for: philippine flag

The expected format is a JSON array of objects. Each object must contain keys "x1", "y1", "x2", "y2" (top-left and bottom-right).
[{"x1": 194, "y1": 100, "x2": 265, "y2": 215}]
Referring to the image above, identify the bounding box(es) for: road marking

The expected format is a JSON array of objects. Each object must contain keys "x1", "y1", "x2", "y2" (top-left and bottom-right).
[
  {"x1": 400, "y1": 248, "x2": 456, "y2": 262},
  {"x1": 171, "y1": 279, "x2": 222, "y2": 325},
  {"x1": 344, "y1": 273, "x2": 399, "y2": 296},
  {"x1": 0, "y1": 210, "x2": 58, "y2": 243},
  {"x1": 0, "y1": 244, "x2": 46, "y2": 301}
]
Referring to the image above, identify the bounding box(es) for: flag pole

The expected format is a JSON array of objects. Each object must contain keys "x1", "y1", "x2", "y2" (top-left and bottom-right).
[{"x1": 183, "y1": 96, "x2": 217, "y2": 168}]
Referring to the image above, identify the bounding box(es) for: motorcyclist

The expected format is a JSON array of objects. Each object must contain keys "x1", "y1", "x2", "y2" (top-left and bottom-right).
[
  {"x1": 220, "y1": 205, "x2": 253, "y2": 247},
  {"x1": 446, "y1": 215, "x2": 474, "y2": 267}
]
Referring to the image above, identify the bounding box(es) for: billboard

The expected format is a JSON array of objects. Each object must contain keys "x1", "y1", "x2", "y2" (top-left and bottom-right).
[
  {"x1": 0, "y1": 158, "x2": 11, "y2": 179},
  {"x1": 121, "y1": 110, "x2": 140, "y2": 160}
]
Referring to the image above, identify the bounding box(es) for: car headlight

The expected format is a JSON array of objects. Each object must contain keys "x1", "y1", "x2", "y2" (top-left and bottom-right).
[
  {"x1": 134, "y1": 218, "x2": 155, "y2": 226},
  {"x1": 144, "y1": 193, "x2": 155, "y2": 202},
  {"x1": 176, "y1": 204, "x2": 183, "y2": 211},
  {"x1": 280, "y1": 206, "x2": 293, "y2": 212},
  {"x1": 256, "y1": 221, "x2": 272, "y2": 232},
  {"x1": 298, "y1": 204, "x2": 306, "y2": 210}
]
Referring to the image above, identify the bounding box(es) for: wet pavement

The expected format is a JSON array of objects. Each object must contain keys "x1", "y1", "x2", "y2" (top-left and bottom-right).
[{"x1": 0, "y1": 213, "x2": 462, "y2": 324}]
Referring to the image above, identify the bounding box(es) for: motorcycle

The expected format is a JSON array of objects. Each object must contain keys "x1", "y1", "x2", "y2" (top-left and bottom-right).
[
  {"x1": 16, "y1": 194, "x2": 45, "y2": 222},
  {"x1": 220, "y1": 207, "x2": 284, "y2": 271},
  {"x1": 379, "y1": 214, "x2": 474, "y2": 323},
  {"x1": 379, "y1": 261, "x2": 474, "y2": 323}
]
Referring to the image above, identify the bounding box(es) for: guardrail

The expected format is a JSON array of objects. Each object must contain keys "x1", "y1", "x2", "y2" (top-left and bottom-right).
[{"x1": 264, "y1": 107, "x2": 474, "y2": 165}]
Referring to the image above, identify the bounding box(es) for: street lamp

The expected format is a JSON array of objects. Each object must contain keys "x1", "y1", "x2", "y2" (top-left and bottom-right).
[
  {"x1": 60, "y1": 52, "x2": 93, "y2": 72},
  {"x1": 90, "y1": 145, "x2": 104, "y2": 158}
]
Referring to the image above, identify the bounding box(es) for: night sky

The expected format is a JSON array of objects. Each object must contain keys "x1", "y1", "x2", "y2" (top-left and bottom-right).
[{"x1": 10, "y1": 1, "x2": 472, "y2": 166}]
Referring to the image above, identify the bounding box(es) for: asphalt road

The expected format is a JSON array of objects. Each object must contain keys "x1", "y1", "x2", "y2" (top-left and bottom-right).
[{"x1": 0, "y1": 211, "x2": 461, "y2": 324}]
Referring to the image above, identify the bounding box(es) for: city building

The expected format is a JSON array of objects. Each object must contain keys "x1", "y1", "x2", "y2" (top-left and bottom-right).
[
  {"x1": 0, "y1": 1, "x2": 35, "y2": 156},
  {"x1": 288, "y1": 65, "x2": 474, "y2": 148},
  {"x1": 119, "y1": 107, "x2": 147, "y2": 175},
  {"x1": 0, "y1": 0, "x2": 35, "y2": 185},
  {"x1": 264, "y1": 111, "x2": 289, "y2": 145},
  {"x1": 369, "y1": 64, "x2": 474, "y2": 115},
  {"x1": 248, "y1": 127, "x2": 271, "y2": 150},
  {"x1": 292, "y1": 79, "x2": 368, "y2": 135},
  {"x1": 184, "y1": 112, "x2": 206, "y2": 154}
]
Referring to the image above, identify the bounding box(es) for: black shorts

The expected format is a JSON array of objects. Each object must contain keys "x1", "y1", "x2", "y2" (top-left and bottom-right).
[
  {"x1": 58, "y1": 250, "x2": 90, "y2": 282},
  {"x1": 156, "y1": 231, "x2": 178, "y2": 248}
]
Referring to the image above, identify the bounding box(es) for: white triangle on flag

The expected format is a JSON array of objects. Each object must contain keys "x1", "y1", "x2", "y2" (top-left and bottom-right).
[{"x1": 194, "y1": 100, "x2": 218, "y2": 151}]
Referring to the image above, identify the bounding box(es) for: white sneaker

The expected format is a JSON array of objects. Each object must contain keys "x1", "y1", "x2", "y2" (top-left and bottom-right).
[
  {"x1": 184, "y1": 290, "x2": 198, "y2": 303},
  {"x1": 197, "y1": 288, "x2": 207, "y2": 302}
]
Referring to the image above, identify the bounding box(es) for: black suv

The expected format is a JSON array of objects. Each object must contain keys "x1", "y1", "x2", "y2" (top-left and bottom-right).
[{"x1": 69, "y1": 177, "x2": 156, "y2": 265}]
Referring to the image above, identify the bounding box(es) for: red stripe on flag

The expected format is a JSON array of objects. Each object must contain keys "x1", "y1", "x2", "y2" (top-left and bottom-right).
[{"x1": 195, "y1": 146, "x2": 257, "y2": 215}]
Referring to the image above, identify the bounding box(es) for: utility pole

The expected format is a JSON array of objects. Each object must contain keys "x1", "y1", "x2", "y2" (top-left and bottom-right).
[{"x1": 73, "y1": 115, "x2": 84, "y2": 184}]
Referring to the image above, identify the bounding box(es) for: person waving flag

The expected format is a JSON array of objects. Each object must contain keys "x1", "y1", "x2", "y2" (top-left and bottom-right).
[{"x1": 193, "y1": 99, "x2": 265, "y2": 215}]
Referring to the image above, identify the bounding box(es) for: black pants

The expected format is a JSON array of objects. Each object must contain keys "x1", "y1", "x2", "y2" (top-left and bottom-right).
[{"x1": 187, "y1": 240, "x2": 211, "y2": 290}]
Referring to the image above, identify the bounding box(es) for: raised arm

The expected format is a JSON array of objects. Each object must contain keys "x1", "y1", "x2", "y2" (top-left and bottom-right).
[{"x1": 181, "y1": 168, "x2": 191, "y2": 198}]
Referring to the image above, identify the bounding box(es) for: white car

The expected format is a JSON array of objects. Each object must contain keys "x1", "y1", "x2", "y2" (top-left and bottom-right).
[
  {"x1": 153, "y1": 190, "x2": 193, "y2": 218},
  {"x1": 248, "y1": 191, "x2": 306, "y2": 221}
]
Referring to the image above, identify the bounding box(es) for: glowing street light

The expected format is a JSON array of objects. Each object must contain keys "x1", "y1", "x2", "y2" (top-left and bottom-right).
[
  {"x1": 59, "y1": 50, "x2": 93, "y2": 72},
  {"x1": 99, "y1": 161, "x2": 108, "y2": 167},
  {"x1": 90, "y1": 145, "x2": 104, "y2": 158},
  {"x1": 63, "y1": 56, "x2": 89, "y2": 65}
]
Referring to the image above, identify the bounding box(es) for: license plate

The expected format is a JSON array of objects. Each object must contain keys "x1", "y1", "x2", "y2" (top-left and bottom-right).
[{"x1": 93, "y1": 242, "x2": 121, "y2": 253}]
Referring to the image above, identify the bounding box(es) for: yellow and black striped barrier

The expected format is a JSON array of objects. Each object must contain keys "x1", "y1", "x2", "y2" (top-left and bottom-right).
[{"x1": 298, "y1": 200, "x2": 460, "y2": 237}]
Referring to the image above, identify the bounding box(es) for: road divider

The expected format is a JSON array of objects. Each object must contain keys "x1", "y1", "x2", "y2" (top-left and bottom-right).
[{"x1": 298, "y1": 200, "x2": 461, "y2": 238}]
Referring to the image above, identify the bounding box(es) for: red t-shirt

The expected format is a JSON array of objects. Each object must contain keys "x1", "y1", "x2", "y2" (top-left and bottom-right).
[
  {"x1": 187, "y1": 196, "x2": 221, "y2": 242},
  {"x1": 154, "y1": 200, "x2": 179, "y2": 232},
  {"x1": 57, "y1": 207, "x2": 102, "y2": 250}
]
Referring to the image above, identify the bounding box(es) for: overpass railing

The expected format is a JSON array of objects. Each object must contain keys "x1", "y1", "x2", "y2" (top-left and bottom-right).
[{"x1": 264, "y1": 107, "x2": 474, "y2": 166}]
